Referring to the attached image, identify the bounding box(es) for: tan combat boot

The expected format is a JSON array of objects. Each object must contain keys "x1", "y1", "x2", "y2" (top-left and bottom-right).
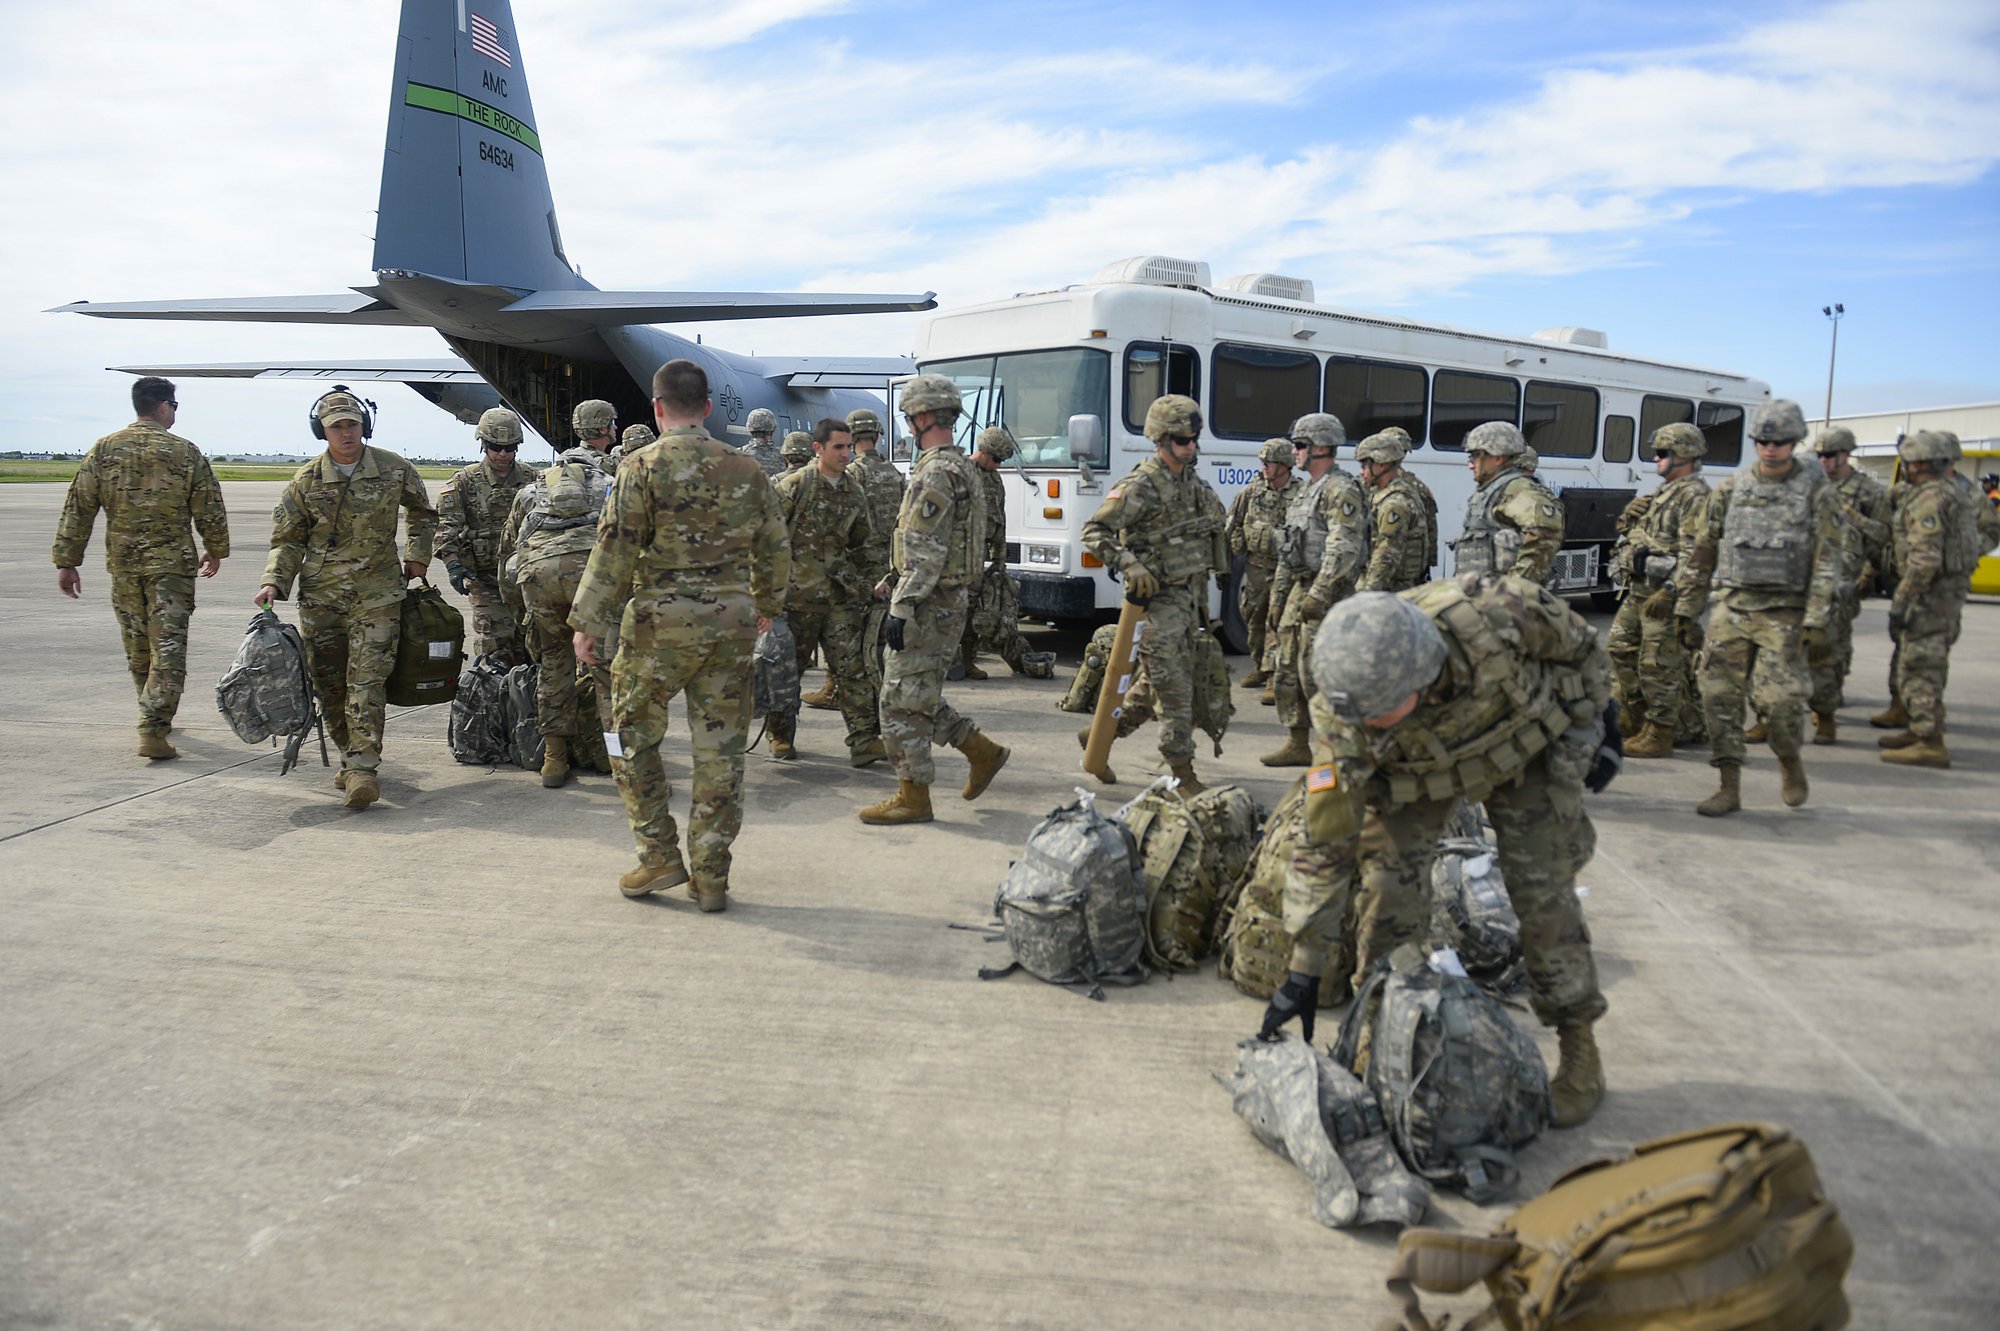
[
  {"x1": 332, "y1": 770, "x2": 349, "y2": 791},
  {"x1": 137, "y1": 730, "x2": 178, "y2": 761},
  {"x1": 859, "y1": 779, "x2": 935, "y2": 825},
  {"x1": 1624, "y1": 721, "x2": 1674, "y2": 758},
  {"x1": 619, "y1": 856, "x2": 689, "y2": 899},
  {"x1": 957, "y1": 729, "x2": 1010, "y2": 800},
  {"x1": 540, "y1": 735, "x2": 572, "y2": 788},
  {"x1": 1877, "y1": 729, "x2": 1920, "y2": 750},
  {"x1": 1238, "y1": 667, "x2": 1269, "y2": 690},
  {"x1": 1744, "y1": 719, "x2": 1769, "y2": 743},
  {"x1": 693, "y1": 884, "x2": 728, "y2": 913},
  {"x1": 1881, "y1": 737, "x2": 1951, "y2": 769},
  {"x1": 848, "y1": 738, "x2": 887, "y2": 768},
  {"x1": 801, "y1": 679, "x2": 840, "y2": 711},
  {"x1": 1260, "y1": 727, "x2": 1312, "y2": 767},
  {"x1": 1811, "y1": 711, "x2": 1838, "y2": 745},
  {"x1": 1617, "y1": 703, "x2": 1643, "y2": 739},
  {"x1": 770, "y1": 738, "x2": 798, "y2": 761},
  {"x1": 1168, "y1": 761, "x2": 1205, "y2": 795},
  {"x1": 1777, "y1": 753, "x2": 1809, "y2": 808},
  {"x1": 1258, "y1": 685, "x2": 1277, "y2": 707},
  {"x1": 1696, "y1": 763, "x2": 1741, "y2": 817},
  {"x1": 1870, "y1": 699, "x2": 1908, "y2": 729},
  {"x1": 1550, "y1": 1021, "x2": 1605, "y2": 1128},
  {"x1": 960, "y1": 645, "x2": 989, "y2": 681},
  {"x1": 344, "y1": 771, "x2": 380, "y2": 810}
]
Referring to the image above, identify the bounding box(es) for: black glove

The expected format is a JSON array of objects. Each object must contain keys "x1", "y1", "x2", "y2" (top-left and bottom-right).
[
  {"x1": 1258, "y1": 971, "x2": 1320, "y2": 1044},
  {"x1": 884, "y1": 615, "x2": 906, "y2": 652},
  {"x1": 1630, "y1": 549, "x2": 1650, "y2": 580},
  {"x1": 1586, "y1": 700, "x2": 1624, "y2": 794},
  {"x1": 446, "y1": 560, "x2": 472, "y2": 596},
  {"x1": 1887, "y1": 609, "x2": 1906, "y2": 639}
]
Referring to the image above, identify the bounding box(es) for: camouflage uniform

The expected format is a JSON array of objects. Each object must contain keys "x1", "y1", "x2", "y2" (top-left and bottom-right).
[
  {"x1": 1081, "y1": 450, "x2": 1228, "y2": 771},
  {"x1": 1285, "y1": 576, "x2": 1609, "y2": 1034},
  {"x1": 1268, "y1": 418, "x2": 1370, "y2": 760},
  {"x1": 845, "y1": 410, "x2": 905, "y2": 580},
  {"x1": 1806, "y1": 439, "x2": 1891, "y2": 717},
  {"x1": 51, "y1": 419, "x2": 230, "y2": 737},
  {"x1": 1224, "y1": 442, "x2": 1295, "y2": 674},
  {"x1": 262, "y1": 444, "x2": 437, "y2": 775},
  {"x1": 1885, "y1": 445, "x2": 1980, "y2": 750},
  {"x1": 436, "y1": 456, "x2": 538, "y2": 664},
  {"x1": 1607, "y1": 462, "x2": 1710, "y2": 741},
  {"x1": 498, "y1": 445, "x2": 617, "y2": 740},
  {"x1": 570, "y1": 424, "x2": 788, "y2": 897},
  {"x1": 612, "y1": 423, "x2": 655, "y2": 468},
  {"x1": 1355, "y1": 431, "x2": 1437, "y2": 594},
  {"x1": 958, "y1": 430, "x2": 1053, "y2": 678},
  {"x1": 770, "y1": 462, "x2": 880, "y2": 758},
  {"x1": 1452, "y1": 423, "x2": 1565, "y2": 582},
  {"x1": 737, "y1": 408, "x2": 785, "y2": 478}
]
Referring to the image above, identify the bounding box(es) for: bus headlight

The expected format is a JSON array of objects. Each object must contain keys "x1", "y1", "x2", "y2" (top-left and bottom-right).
[{"x1": 1024, "y1": 543, "x2": 1064, "y2": 568}]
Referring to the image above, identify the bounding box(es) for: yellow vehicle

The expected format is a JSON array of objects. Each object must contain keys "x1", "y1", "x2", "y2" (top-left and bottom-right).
[{"x1": 1878, "y1": 446, "x2": 2000, "y2": 595}]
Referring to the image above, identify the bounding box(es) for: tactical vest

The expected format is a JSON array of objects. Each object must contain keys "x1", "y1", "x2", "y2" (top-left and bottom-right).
[
  {"x1": 1453, "y1": 469, "x2": 1530, "y2": 578},
  {"x1": 1280, "y1": 468, "x2": 1369, "y2": 574},
  {"x1": 1377, "y1": 474, "x2": 1438, "y2": 588},
  {"x1": 1944, "y1": 479, "x2": 1987, "y2": 578},
  {"x1": 1369, "y1": 580, "x2": 1588, "y2": 805},
  {"x1": 1116, "y1": 461, "x2": 1225, "y2": 586},
  {"x1": 518, "y1": 450, "x2": 612, "y2": 559},
  {"x1": 1713, "y1": 464, "x2": 1820, "y2": 593},
  {"x1": 1244, "y1": 477, "x2": 1292, "y2": 566},
  {"x1": 893, "y1": 446, "x2": 985, "y2": 588}
]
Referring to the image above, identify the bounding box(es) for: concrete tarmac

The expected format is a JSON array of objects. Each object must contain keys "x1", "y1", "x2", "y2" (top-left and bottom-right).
[{"x1": 3, "y1": 480, "x2": 1996, "y2": 1329}]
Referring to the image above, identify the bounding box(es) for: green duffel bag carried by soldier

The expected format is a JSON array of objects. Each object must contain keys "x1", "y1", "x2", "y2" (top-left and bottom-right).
[
  {"x1": 1057, "y1": 621, "x2": 1122, "y2": 714},
  {"x1": 1375, "y1": 1121, "x2": 1852, "y2": 1331},
  {"x1": 1121, "y1": 780, "x2": 1264, "y2": 971},
  {"x1": 385, "y1": 578, "x2": 465, "y2": 707},
  {"x1": 979, "y1": 792, "x2": 1153, "y2": 1000}
]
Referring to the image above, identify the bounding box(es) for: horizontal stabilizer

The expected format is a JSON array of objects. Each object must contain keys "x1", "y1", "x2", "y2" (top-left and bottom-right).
[
  {"x1": 758, "y1": 356, "x2": 916, "y2": 389},
  {"x1": 50, "y1": 294, "x2": 418, "y2": 326},
  {"x1": 107, "y1": 357, "x2": 482, "y2": 383},
  {"x1": 500, "y1": 289, "x2": 937, "y2": 324}
]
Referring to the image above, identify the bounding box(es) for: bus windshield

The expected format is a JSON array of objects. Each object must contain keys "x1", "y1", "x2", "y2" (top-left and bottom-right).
[{"x1": 919, "y1": 348, "x2": 1111, "y2": 468}]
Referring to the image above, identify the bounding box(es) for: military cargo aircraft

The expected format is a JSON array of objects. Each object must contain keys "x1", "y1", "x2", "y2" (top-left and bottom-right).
[{"x1": 50, "y1": 0, "x2": 933, "y2": 444}]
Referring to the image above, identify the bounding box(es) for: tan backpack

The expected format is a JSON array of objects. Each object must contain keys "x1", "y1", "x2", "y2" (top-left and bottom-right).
[{"x1": 1376, "y1": 1121, "x2": 1852, "y2": 1331}]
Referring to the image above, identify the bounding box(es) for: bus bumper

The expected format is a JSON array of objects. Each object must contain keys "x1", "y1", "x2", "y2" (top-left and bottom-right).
[{"x1": 1016, "y1": 573, "x2": 1100, "y2": 620}]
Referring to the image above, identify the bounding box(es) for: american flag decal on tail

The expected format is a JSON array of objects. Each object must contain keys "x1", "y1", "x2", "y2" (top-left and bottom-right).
[{"x1": 469, "y1": 12, "x2": 512, "y2": 67}]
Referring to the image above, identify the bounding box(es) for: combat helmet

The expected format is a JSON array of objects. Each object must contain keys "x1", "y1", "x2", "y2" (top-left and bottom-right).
[
  {"x1": 475, "y1": 407, "x2": 524, "y2": 448},
  {"x1": 1748, "y1": 400, "x2": 1807, "y2": 443},
  {"x1": 1934, "y1": 430, "x2": 1963, "y2": 462},
  {"x1": 1651, "y1": 422, "x2": 1706, "y2": 459},
  {"x1": 1290, "y1": 412, "x2": 1345, "y2": 453},
  {"x1": 621, "y1": 424, "x2": 656, "y2": 450},
  {"x1": 572, "y1": 399, "x2": 617, "y2": 437},
  {"x1": 1144, "y1": 394, "x2": 1202, "y2": 443},
  {"x1": 1356, "y1": 428, "x2": 1412, "y2": 464},
  {"x1": 1811, "y1": 426, "x2": 1856, "y2": 455},
  {"x1": 1463, "y1": 421, "x2": 1526, "y2": 457},
  {"x1": 1898, "y1": 430, "x2": 1954, "y2": 464},
  {"x1": 1311, "y1": 593, "x2": 1447, "y2": 723},
  {"x1": 977, "y1": 425, "x2": 1017, "y2": 460},
  {"x1": 846, "y1": 407, "x2": 884, "y2": 440},
  {"x1": 781, "y1": 430, "x2": 814, "y2": 465},
  {"x1": 746, "y1": 407, "x2": 777, "y2": 436},
  {"x1": 900, "y1": 375, "x2": 962, "y2": 416},
  {"x1": 1258, "y1": 437, "x2": 1296, "y2": 465}
]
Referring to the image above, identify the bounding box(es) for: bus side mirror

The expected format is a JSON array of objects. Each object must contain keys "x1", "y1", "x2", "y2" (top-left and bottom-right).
[{"x1": 1067, "y1": 414, "x2": 1102, "y2": 461}]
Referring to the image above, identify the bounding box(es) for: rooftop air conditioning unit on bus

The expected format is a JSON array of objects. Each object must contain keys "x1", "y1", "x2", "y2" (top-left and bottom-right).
[
  {"x1": 1531, "y1": 327, "x2": 1609, "y2": 348},
  {"x1": 1217, "y1": 273, "x2": 1316, "y2": 304},
  {"x1": 1094, "y1": 256, "x2": 1213, "y2": 289}
]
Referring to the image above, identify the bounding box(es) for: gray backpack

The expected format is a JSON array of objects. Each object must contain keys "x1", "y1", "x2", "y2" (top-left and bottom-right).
[
  {"x1": 980, "y1": 794, "x2": 1152, "y2": 999},
  {"x1": 1430, "y1": 830, "x2": 1523, "y2": 988},
  {"x1": 1334, "y1": 945, "x2": 1551, "y2": 1203},
  {"x1": 1222, "y1": 1035, "x2": 1430, "y2": 1230},
  {"x1": 447, "y1": 656, "x2": 513, "y2": 766},
  {"x1": 503, "y1": 663, "x2": 544, "y2": 770},
  {"x1": 752, "y1": 618, "x2": 800, "y2": 720},
  {"x1": 215, "y1": 609, "x2": 325, "y2": 774}
]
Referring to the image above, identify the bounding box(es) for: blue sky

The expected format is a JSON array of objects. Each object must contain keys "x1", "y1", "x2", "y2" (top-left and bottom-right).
[{"x1": 2, "y1": 0, "x2": 1995, "y2": 459}]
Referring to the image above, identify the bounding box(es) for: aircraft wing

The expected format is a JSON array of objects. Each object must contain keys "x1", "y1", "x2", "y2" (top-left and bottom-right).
[
  {"x1": 499, "y1": 290, "x2": 937, "y2": 324},
  {"x1": 50, "y1": 294, "x2": 419, "y2": 326},
  {"x1": 107, "y1": 357, "x2": 483, "y2": 383},
  {"x1": 756, "y1": 356, "x2": 916, "y2": 390}
]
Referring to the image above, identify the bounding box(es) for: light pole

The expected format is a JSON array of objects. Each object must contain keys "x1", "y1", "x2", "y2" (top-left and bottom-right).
[{"x1": 1821, "y1": 303, "x2": 1844, "y2": 429}]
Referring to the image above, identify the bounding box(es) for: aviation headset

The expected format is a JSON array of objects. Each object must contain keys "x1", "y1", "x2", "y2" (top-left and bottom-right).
[{"x1": 307, "y1": 384, "x2": 377, "y2": 441}]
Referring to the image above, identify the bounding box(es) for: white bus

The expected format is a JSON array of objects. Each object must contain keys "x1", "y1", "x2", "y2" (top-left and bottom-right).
[{"x1": 892, "y1": 256, "x2": 1771, "y2": 650}]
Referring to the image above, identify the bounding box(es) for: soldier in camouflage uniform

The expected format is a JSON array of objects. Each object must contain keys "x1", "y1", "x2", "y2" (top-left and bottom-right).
[
  {"x1": 1263, "y1": 412, "x2": 1370, "y2": 768},
  {"x1": 780, "y1": 430, "x2": 814, "y2": 475},
  {"x1": 737, "y1": 407, "x2": 784, "y2": 477},
  {"x1": 497, "y1": 400, "x2": 620, "y2": 788},
  {"x1": 1686, "y1": 400, "x2": 1842, "y2": 816},
  {"x1": 614, "y1": 423, "x2": 655, "y2": 467},
  {"x1": 571, "y1": 359, "x2": 788, "y2": 911},
  {"x1": 1080, "y1": 395, "x2": 1230, "y2": 792},
  {"x1": 1802, "y1": 427, "x2": 1891, "y2": 744},
  {"x1": 256, "y1": 389, "x2": 435, "y2": 810},
  {"x1": 769, "y1": 418, "x2": 884, "y2": 766},
  {"x1": 53, "y1": 376, "x2": 230, "y2": 760},
  {"x1": 1259, "y1": 581, "x2": 1617, "y2": 1127},
  {"x1": 958, "y1": 426, "x2": 1057, "y2": 681},
  {"x1": 1451, "y1": 422, "x2": 1565, "y2": 582},
  {"x1": 437, "y1": 408, "x2": 538, "y2": 666},
  {"x1": 1607, "y1": 423, "x2": 1711, "y2": 759},
  {"x1": 859, "y1": 375, "x2": 1012, "y2": 825},
  {"x1": 1876, "y1": 431, "x2": 1981, "y2": 769},
  {"x1": 1224, "y1": 437, "x2": 1296, "y2": 689},
  {"x1": 803, "y1": 406, "x2": 904, "y2": 714},
  {"x1": 1355, "y1": 427, "x2": 1437, "y2": 593}
]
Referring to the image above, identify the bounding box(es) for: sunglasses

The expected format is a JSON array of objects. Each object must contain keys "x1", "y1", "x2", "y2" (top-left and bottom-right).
[
  {"x1": 484, "y1": 443, "x2": 519, "y2": 453},
  {"x1": 1168, "y1": 434, "x2": 1200, "y2": 446}
]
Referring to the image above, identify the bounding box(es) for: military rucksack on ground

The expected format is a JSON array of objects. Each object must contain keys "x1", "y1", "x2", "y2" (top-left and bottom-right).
[
  {"x1": 447, "y1": 655, "x2": 513, "y2": 766},
  {"x1": 215, "y1": 608, "x2": 326, "y2": 774},
  {"x1": 1190, "y1": 628, "x2": 1234, "y2": 755},
  {"x1": 752, "y1": 617, "x2": 800, "y2": 720},
  {"x1": 1121, "y1": 781, "x2": 1264, "y2": 971},
  {"x1": 1217, "y1": 777, "x2": 1314, "y2": 1001},
  {"x1": 1377, "y1": 1121, "x2": 1852, "y2": 1331},
  {"x1": 1334, "y1": 945, "x2": 1550, "y2": 1203},
  {"x1": 1429, "y1": 808, "x2": 1523, "y2": 987},
  {"x1": 503, "y1": 663, "x2": 544, "y2": 770},
  {"x1": 1058, "y1": 621, "x2": 1121, "y2": 714},
  {"x1": 1222, "y1": 1034, "x2": 1430, "y2": 1231},
  {"x1": 569, "y1": 663, "x2": 612, "y2": 774},
  {"x1": 385, "y1": 579, "x2": 465, "y2": 707},
  {"x1": 979, "y1": 793, "x2": 1152, "y2": 999}
]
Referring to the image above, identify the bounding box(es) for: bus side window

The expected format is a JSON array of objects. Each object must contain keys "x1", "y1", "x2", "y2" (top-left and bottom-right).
[
  {"x1": 1124, "y1": 343, "x2": 1199, "y2": 434},
  {"x1": 1432, "y1": 369, "x2": 1522, "y2": 450},
  {"x1": 1698, "y1": 402, "x2": 1745, "y2": 467},
  {"x1": 1325, "y1": 356, "x2": 1428, "y2": 448},
  {"x1": 1524, "y1": 380, "x2": 1599, "y2": 458},
  {"x1": 1211, "y1": 342, "x2": 1318, "y2": 441},
  {"x1": 1604, "y1": 415, "x2": 1636, "y2": 464},
  {"x1": 1638, "y1": 395, "x2": 1694, "y2": 461}
]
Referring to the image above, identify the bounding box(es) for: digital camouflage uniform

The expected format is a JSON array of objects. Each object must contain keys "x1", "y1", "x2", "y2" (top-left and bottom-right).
[
  {"x1": 1607, "y1": 469, "x2": 1710, "y2": 735},
  {"x1": 1807, "y1": 458, "x2": 1891, "y2": 715},
  {"x1": 436, "y1": 456, "x2": 538, "y2": 664},
  {"x1": 737, "y1": 421, "x2": 785, "y2": 479},
  {"x1": 1224, "y1": 453, "x2": 1294, "y2": 673},
  {"x1": 262, "y1": 445, "x2": 437, "y2": 775},
  {"x1": 770, "y1": 463, "x2": 880, "y2": 758},
  {"x1": 1453, "y1": 466, "x2": 1564, "y2": 582},
  {"x1": 1285, "y1": 575, "x2": 1609, "y2": 1034},
  {"x1": 1270, "y1": 463, "x2": 1371, "y2": 742},
  {"x1": 52, "y1": 420, "x2": 231, "y2": 738},
  {"x1": 570, "y1": 424, "x2": 788, "y2": 896},
  {"x1": 1081, "y1": 453, "x2": 1229, "y2": 768},
  {"x1": 1887, "y1": 471, "x2": 1978, "y2": 745},
  {"x1": 498, "y1": 446, "x2": 617, "y2": 740}
]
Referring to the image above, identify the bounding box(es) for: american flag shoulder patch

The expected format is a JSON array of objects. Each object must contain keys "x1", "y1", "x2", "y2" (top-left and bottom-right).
[{"x1": 1305, "y1": 764, "x2": 1338, "y2": 793}]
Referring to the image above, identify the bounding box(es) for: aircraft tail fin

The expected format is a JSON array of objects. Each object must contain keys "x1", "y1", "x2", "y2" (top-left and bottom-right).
[{"x1": 373, "y1": 0, "x2": 583, "y2": 293}]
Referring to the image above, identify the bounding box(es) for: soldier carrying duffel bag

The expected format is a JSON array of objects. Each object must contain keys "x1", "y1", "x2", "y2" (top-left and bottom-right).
[{"x1": 386, "y1": 577, "x2": 465, "y2": 707}]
